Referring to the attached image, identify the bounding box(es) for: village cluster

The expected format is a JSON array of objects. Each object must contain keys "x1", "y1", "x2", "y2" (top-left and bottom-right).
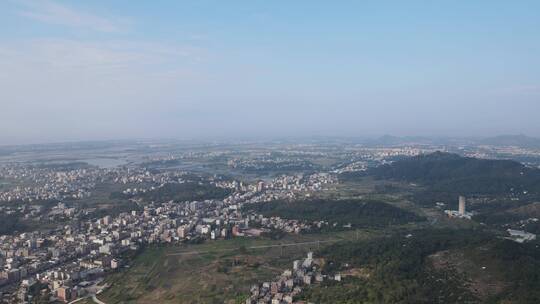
[
  {"x1": 246, "y1": 251, "x2": 342, "y2": 304},
  {"x1": 0, "y1": 167, "x2": 336, "y2": 303}
]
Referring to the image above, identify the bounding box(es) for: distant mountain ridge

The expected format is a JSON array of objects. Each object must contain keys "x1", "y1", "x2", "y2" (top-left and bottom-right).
[
  {"x1": 365, "y1": 134, "x2": 540, "y2": 148},
  {"x1": 365, "y1": 135, "x2": 443, "y2": 146},
  {"x1": 478, "y1": 134, "x2": 540, "y2": 148}
]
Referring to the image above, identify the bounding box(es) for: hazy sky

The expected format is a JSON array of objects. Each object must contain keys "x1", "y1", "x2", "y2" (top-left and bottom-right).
[{"x1": 1, "y1": 0, "x2": 539, "y2": 144}]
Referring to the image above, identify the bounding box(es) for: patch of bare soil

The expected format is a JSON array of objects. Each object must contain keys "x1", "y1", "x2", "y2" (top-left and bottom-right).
[
  {"x1": 508, "y1": 202, "x2": 540, "y2": 218},
  {"x1": 429, "y1": 249, "x2": 509, "y2": 300}
]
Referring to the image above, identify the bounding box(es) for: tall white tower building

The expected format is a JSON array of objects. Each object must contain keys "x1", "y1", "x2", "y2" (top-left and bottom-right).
[{"x1": 458, "y1": 196, "x2": 466, "y2": 215}]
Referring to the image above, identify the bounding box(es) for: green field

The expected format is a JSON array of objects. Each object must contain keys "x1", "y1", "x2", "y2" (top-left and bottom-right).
[
  {"x1": 0, "y1": 179, "x2": 9, "y2": 190},
  {"x1": 64, "y1": 182, "x2": 142, "y2": 218},
  {"x1": 100, "y1": 231, "x2": 367, "y2": 304},
  {"x1": 0, "y1": 177, "x2": 28, "y2": 192}
]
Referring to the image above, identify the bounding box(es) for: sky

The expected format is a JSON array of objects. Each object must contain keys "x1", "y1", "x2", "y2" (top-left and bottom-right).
[{"x1": 1, "y1": 0, "x2": 539, "y2": 144}]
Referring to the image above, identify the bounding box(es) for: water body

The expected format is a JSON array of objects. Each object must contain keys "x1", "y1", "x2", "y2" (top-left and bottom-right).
[{"x1": 82, "y1": 158, "x2": 128, "y2": 168}]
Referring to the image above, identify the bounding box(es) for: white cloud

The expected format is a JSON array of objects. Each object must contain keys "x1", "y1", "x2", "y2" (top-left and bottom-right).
[
  {"x1": 7, "y1": 39, "x2": 195, "y2": 71},
  {"x1": 0, "y1": 38, "x2": 209, "y2": 139},
  {"x1": 15, "y1": 0, "x2": 127, "y2": 32}
]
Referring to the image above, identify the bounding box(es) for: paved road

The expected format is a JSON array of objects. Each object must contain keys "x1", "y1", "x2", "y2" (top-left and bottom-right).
[
  {"x1": 92, "y1": 295, "x2": 106, "y2": 304},
  {"x1": 67, "y1": 282, "x2": 109, "y2": 304},
  {"x1": 67, "y1": 296, "x2": 87, "y2": 304},
  {"x1": 166, "y1": 239, "x2": 340, "y2": 256},
  {"x1": 66, "y1": 293, "x2": 107, "y2": 304}
]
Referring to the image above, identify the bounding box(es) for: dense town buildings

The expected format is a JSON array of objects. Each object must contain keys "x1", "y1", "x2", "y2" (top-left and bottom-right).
[
  {"x1": 246, "y1": 251, "x2": 342, "y2": 304},
  {"x1": 0, "y1": 164, "x2": 336, "y2": 303}
]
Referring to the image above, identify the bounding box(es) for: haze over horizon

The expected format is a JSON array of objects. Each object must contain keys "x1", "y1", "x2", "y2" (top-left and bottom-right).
[{"x1": 1, "y1": 1, "x2": 539, "y2": 145}]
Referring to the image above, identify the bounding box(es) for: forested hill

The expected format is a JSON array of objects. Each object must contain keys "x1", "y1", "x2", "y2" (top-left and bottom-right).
[
  {"x1": 369, "y1": 152, "x2": 540, "y2": 195},
  {"x1": 244, "y1": 199, "x2": 424, "y2": 229}
]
